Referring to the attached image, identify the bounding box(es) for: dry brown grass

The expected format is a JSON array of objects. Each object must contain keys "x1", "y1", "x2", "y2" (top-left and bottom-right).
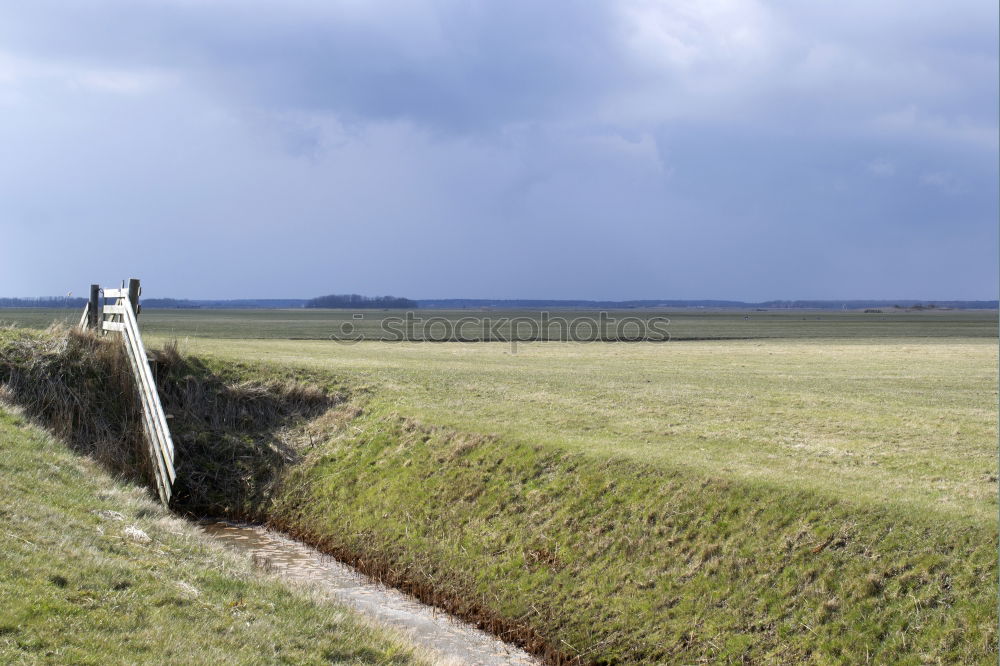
[
  {"x1": 0, "y1": 326, "x2": 149, "y2": 481},
  {"x1": 0, "y1": 328, "x2": 336, "y2": 519}
]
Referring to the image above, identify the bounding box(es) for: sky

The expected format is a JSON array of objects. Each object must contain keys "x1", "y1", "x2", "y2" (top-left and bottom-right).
[{"x1": 0, "y1": 0, "x2": 996, "y2": 300}]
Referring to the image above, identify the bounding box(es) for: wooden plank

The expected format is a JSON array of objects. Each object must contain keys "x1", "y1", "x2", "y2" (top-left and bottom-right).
[
  {"x1": 77, "y1": 303, "x2": 90, "y2": 331},
  {"x1": 97, "y1": 285, "x2": 177, "y2": 505},
  {"x1": 113, "y1": 295, "x2": 175, "y2": 502},
  {"x1": 137, "y1": 348, "x2": 175, "y2": 475},
  {"x1": 115, "y1": 317, "x2": 167, "y2": 497},
  {"x1": 120, "y1": 323, "x2": 173, "y2": 499},
  {"x1": 122, "y1": 324, "x2": 172, "y2": 480},
  {"x1": 119, "y1": 328, "x2": 171, "y2": 504},
  {"x1": 121, "y1": 304, "x2": 176, "y2": 482},
  {"x1": 88, "y1": 285, "x2": 99, "y2": 330},
  {"x1": 127, "y1": 279, "x2": 140, "y2": 316}
]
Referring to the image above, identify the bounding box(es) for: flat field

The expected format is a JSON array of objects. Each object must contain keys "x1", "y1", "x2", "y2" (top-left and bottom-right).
[
  {"x1": 2, "y1": 306, "x2": 996, "y2": 340},
  {"x1": 4, "y1": 308, "x2": 997, "y2": 662},
  {"x1": 160, "y1": 335, "x2": 998, "y2": 523}
]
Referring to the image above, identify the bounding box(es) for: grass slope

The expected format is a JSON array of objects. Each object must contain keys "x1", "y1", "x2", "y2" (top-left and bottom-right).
[
  {"x1": 169, "y1": 337, "x2": 998, "y2": 523},
  {"x1": 1, "y1": 326, "x2": 996, "y2": 663},
  {"x1": 269, "y1": 400, "x2": 997, "y2": 664},
  {"x1": 177, "y1": 336, "x2": 997, "y2": 663},
  {"x1": 0, "y1": 404, "x2": 425, "y2": 665}
]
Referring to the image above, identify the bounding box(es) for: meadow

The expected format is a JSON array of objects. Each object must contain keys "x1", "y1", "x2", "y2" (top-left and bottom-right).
[
  {"x1": 0, "y1": 405, "x2": 426, "y2": 665},
  {"x1": 2, "y1": 306, "x2": 996, "y2": 340},
  {"x1": 1, "y1": 308, "x2": 997, "y2": 662},
  {"x1": 160, "y1": 335, "x2": 997, "y2": 523}
]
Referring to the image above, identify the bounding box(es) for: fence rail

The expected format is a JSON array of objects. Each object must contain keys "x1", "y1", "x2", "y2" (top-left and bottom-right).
[{"x1": 79, "y1": 278, "x2": 175, "y2": 505}]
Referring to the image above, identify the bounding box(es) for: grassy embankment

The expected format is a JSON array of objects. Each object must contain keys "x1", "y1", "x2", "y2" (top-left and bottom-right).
[
  {"x1": 132, "y1": 309, "x2": 995, "y2": 663},
  {"x1": 183, "y1": 336, "x2": 997, "y2": 664},
  {"x1": 174, "y1": 336, "x2": 998, "y2": 521},
  {"x1": 2, "y1": 314, "x2": 997, "y2": 663},
  {"x1": 0, "y1": 335, "x2": 426, "y2": 664}
]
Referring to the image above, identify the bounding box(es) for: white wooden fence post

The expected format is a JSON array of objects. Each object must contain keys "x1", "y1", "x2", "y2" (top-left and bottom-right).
[{"x1": 80, "y1": 279, "x2": 176, "y2": 505}]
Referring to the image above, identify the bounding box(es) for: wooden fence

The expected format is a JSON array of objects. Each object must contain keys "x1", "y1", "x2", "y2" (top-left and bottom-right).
[{"x1": 79, "y1": 278, "x2": 176, "y2": 505}]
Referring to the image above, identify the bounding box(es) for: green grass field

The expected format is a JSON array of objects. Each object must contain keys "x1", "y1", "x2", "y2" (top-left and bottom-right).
[
  {"x1": 0, "y1": 405, "x2": 426, "y2": 665},
  {"x1": 2, "y1": 309, "x2": 997, "y2": 662},
  {"x1": 2, "y1": 307, "x2": 996, "y2": 340},
  {"x1": 159, "y1": 336, "x2": 997, "y2": 524}
]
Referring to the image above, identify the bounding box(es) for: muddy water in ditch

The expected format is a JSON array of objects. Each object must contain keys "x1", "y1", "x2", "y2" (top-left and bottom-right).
[{"x1": 199, "y1": 522, "x2": 539, "y2": 666}]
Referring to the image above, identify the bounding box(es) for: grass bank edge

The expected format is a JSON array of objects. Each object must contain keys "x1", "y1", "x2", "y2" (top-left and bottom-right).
[
  {"x1": 135, "y1": 335, "x2": 1000, "y2": 663},
  {"x1": 0, "y1": 403, "x2": 428, "y2": 665},
  {"x1": 265, "y1": 399, "x2": 997, "y2": 664},
  {"x1": 155, "y1": 334, "x2": 998, "y2": 526}
]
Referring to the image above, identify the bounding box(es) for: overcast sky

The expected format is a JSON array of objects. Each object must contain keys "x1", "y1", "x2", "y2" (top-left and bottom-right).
[{"x1": 0, "y1": 1, "x2": 996, "y2": 300}]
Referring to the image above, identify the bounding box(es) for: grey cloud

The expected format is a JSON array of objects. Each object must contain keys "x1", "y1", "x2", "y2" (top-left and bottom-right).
[{"x1": 0, "y1": 1, "x2": 995, "y2": 299}]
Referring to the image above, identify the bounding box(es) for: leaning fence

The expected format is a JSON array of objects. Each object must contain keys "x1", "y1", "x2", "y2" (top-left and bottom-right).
[{"x1": 79, "y1": 278, "x2": 175, "y2": 505}]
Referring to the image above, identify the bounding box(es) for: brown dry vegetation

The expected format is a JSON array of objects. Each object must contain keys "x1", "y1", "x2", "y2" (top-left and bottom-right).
[{"x1": 0, "y1": 328, "x2": 333, "y2": 519}]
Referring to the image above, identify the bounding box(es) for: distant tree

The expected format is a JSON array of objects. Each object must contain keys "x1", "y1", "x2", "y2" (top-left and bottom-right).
[
  {"x1": 142, "y1": 298, "x2": 201, "y2": 309},
  {"x1": 305, "y1": 294, "x2": 417, "y2": 309},
  {"x1": 0, "y1": 296, "x2": 87, "y2": 308}
]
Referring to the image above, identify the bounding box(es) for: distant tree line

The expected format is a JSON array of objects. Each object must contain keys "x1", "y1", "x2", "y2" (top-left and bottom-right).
[
  {"x1": 142, "y1": 298, "x2": 307, "y2": 309},
  {"x1": 416, "y1": 298, "x2": 999, "y2": 310},
  {"x1": 0, "y1": 296, "x2": 87, "y2": 308},
  {"x1": 143, "y1": 298, "x2": 202, "y2": 309},
  {"x1": 305, "y1": 294, "x2": 418, "y2": 309}
]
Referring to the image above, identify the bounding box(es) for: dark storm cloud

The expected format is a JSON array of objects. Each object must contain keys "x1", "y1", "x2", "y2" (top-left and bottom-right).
[
  {"x1": 0, "y1": 1, "x2": 629, "y2": 130},
  {"x1": 0, "y1": 1, "x2": 995, "y2": 299}
]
